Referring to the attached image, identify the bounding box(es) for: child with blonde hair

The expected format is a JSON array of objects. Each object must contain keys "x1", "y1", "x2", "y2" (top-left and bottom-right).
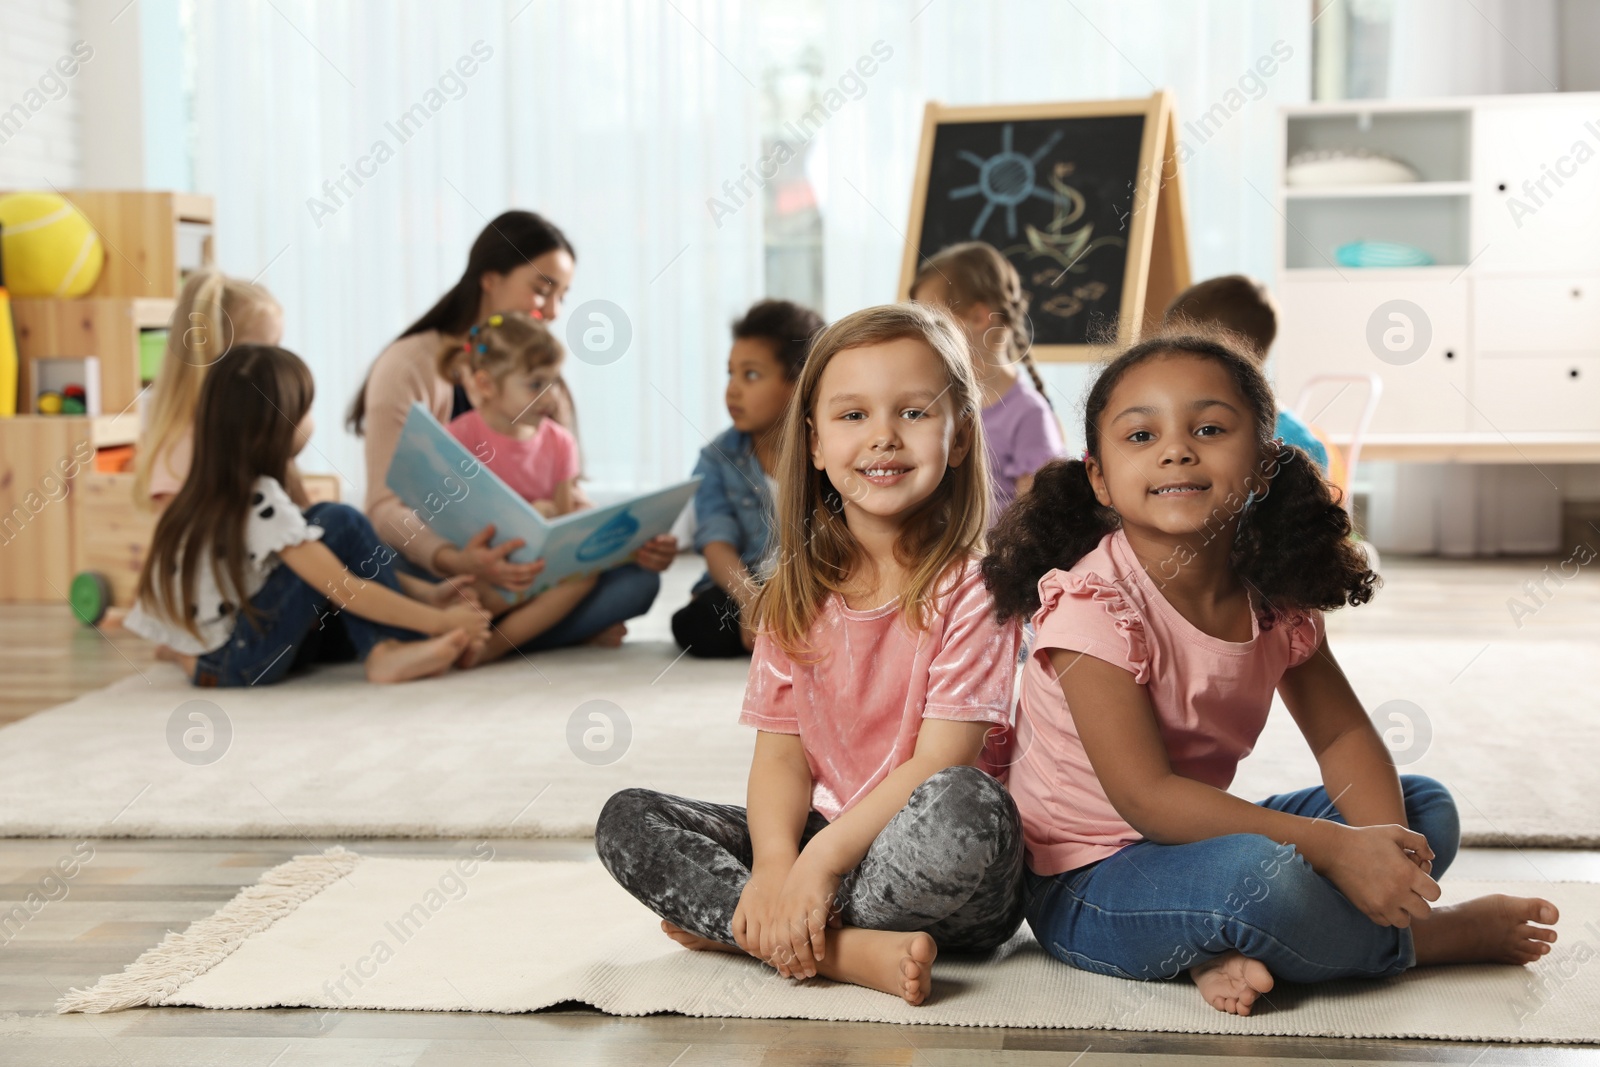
[
  {"x1": 136, "y1": 269, "x2": 285, "y2": 507},
  {"x1": 435, "y1": 311, "x2": 604, "y2": 665},
  {"x1": 911, "y1": 241, "x2": 1064, "y2": 516},
  {"x1": 597, "y1": 303, "x2": 1025, "y2": 1006}
]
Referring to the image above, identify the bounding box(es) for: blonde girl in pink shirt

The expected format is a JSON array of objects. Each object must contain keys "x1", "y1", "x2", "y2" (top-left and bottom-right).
[
  {"x1": 597, "y1": 303, "x2": 1025, "y2": 1005},
  {"x1": 984, "y1": 330, "x2": 1560, "y2": 1016}
]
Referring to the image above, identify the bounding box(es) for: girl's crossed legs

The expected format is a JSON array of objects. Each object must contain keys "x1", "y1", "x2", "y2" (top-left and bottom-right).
[
  {"x1": 1024, "y1": 775, "x2": 1559, "y2": 1015},
  {"x1": 596, "y1": 765, "x2": 1025, "y2": 1002}
]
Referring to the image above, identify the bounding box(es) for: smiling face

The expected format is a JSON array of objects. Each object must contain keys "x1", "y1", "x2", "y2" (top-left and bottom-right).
[
  {"x1": 1087, "y1": 352, "x2": 1268, "y2": 540},
  {"x1": 808, "y1": 337, "x2": 973, "y2": 530},
  {"x1": 479, "y1": 248, "x2": 575, "y2": 325},
  {"x1": 725, "y1": 337, "x2": 793, "y2": 435}
]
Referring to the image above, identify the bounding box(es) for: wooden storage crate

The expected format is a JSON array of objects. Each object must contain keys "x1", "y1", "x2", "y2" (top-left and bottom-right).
[{"x1": 12, "y1": 297, "x2": 173, "y2": 418}]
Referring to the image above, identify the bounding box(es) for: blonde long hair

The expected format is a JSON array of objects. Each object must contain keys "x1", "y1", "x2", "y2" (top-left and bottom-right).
[
  {"x1": 135, "y1": 270, "x2": 283, "y2": 505},
  {"x1": 752, "y1": 303, "x2": 991, "y2": 658}
]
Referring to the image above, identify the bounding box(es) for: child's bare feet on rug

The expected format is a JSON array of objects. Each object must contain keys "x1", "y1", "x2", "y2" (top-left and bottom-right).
[
  {"x1": 587, "y1": 622, "x2": 627, "y2": 648},
  {"x1": 661, "y1": 920, "x2": 743, "y2": 954},
  {"x1": 365, "y1": 631, "x2": 471, "y2": 682},
  {"x1": 1190, "y1": 950, "x2": 1274, "y2": 1016},
  {"x1": 1412, "y1": 894, "x2": 1559, "y2": 966},
  {"x1": 154, "y1": 644, "x2": 197, "y2": 676},
  {"x1": 813, "y1": 927, "x2": 938, "y2": 1006}
]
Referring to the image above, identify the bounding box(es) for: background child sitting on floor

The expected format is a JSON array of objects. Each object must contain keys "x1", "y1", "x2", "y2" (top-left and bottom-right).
[
  {"x1": 671, "y1": 298, "x2": 825, "y2": 658},
  {"x1": 127, "y1": 345, "x2": 490, "y2": 686}
]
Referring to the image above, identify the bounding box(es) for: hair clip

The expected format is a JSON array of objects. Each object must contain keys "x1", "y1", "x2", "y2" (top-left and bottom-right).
[
  {"x1": 487, "y1": 314, "x2": 503, "y2": 327},
  {"x1": 476, "y1": 343, "x2": 487, "y2": 353},
  {"x1": 468, "y1": 324, "x2": 481, "y2": 337}
]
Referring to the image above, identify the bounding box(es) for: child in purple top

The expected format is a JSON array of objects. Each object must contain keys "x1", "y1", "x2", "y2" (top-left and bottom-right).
[{"x1": 911, "y1": 242, "x2": 1065, "y2": 519}]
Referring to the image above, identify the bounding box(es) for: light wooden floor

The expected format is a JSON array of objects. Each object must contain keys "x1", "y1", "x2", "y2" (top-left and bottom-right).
[{"x1": 3, "y1": 554, "x2": 1599, "y2": 1065}]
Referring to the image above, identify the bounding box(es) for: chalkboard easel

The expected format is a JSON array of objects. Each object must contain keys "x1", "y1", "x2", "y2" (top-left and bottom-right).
[{"x1": 899, "y1": 91, "x2": 1191, "y2": 362}]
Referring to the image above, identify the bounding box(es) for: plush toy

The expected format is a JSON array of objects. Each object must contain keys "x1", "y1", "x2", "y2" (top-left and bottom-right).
[{"x1": 0, "y1": 192, "x2": 105, "y2": 298}]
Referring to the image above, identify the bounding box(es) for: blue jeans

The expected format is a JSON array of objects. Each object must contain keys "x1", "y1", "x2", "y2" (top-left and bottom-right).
[
  {"x1": 516, "y1": 563, "x2": 660, "y2": 651},
  {"x1": 1023, "y1": 775, "x2": 1461, "y2": 985},
  {"x1": 193, "y1": 503, "x2": 425, "y2": 687},
  {"x1": 389, "y1": 550, "x2": 660, "y2": 653}
]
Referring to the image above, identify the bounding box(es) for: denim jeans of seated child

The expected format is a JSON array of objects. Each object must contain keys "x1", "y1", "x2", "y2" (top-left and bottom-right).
[
  {"x1": 193, "y1": 503, "x2": 426, "y2": 687},
  {"x1": 1022, "y1": 774, "x2": 1461, "y2": 985}
]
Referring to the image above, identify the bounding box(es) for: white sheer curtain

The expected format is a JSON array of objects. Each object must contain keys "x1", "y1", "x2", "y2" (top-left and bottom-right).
[
  {"x1": 190, "y1": 0, "x2": 764, "y2": 500},
  {"x1": 818, "y1": 0, "x2": 1313, "y2": 451},
  {"x1": 189, "y1": 0, "x2": 1308, "y2": 488}
]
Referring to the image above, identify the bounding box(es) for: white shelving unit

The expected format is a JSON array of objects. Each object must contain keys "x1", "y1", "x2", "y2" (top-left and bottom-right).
[{"x1": 1274, "y1": 94, "x2": 1600, "y2": 446}]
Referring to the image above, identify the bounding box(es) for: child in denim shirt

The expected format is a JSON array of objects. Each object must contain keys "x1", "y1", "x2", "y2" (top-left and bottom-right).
[{"x1": 672, "y1": 300, "x2": 824, "y2": 657}]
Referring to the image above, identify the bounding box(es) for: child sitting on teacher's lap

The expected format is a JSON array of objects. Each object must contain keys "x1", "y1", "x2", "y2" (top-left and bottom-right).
[
  {"x1": 598, "y1": 303, "x2": 1025, "y2": 1005},
  {"x1": 672, "y1": 299, "x2": 825, "y2": 657},
  {"x1": 982, "y1": 329, "x2": 1558, "y2": 1016},
  {"x1": 128, "y1": 345, "x2": 491, "y2": 686},
  {"x1": 438, "y1": 311, "x2": 615, "y2": 665}
]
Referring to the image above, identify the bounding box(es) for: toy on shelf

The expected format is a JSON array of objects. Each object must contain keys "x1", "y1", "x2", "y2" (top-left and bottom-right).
[
  {"x1": 30, "y1": 356, "x2": 99, "y2": 415},
  {"x1": 0, "y1": 192, "x2": 105, "y2": 298}
]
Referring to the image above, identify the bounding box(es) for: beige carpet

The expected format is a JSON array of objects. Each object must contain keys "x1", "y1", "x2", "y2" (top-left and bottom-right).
[
  {"x1": 0, "y1": 635, "x2": 1592, "y2": 846},
  {"x1": 0, "y1": 557, "x2": 1594, "y2": 845},
  {"x1": 58, "y1": 849, "x2": 1600, "y2": 1043}
]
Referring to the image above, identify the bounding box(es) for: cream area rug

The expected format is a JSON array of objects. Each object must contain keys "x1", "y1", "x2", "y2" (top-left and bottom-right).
[
  {"x1": 57, "y1": 849, "x2": 1600, "y2": 1043},
  {"x1": 0, "y1": 553, "x2": 1594, "y2": 845}
]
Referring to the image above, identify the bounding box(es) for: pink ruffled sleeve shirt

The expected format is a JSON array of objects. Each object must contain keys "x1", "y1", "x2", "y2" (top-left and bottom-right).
[
  {"x1": 739, "y1": 558, "x2": 1021, "y2": 822},
  {"x1": 1009, "y1": 529, "x2": 1324, "y2": 876}
]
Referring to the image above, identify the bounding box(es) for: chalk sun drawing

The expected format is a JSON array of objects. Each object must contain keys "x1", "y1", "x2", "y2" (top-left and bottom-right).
[{"x1": 949, "y1": 123, "x2": 1069, "y2": 239}]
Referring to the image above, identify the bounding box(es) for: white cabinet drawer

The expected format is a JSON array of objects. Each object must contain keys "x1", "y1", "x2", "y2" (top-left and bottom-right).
[
  {"x1": 1275, "y1": 279, "x2": 1470, "y2": 434},
  {"x1": 1472, "y1": 354, "x2": 1600, "y2": 432},
  {"x1": 1473, "y1": 104, "x2": 1600, "y2": 272},
  {"x1": 1474, "y1": 276, "x2": 1600, "y2": 353}
]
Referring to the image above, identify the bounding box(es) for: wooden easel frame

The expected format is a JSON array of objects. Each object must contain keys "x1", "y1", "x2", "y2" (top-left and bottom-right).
[{"x1": 898, "y1": 91, "x2": 1191, "y2": 362}]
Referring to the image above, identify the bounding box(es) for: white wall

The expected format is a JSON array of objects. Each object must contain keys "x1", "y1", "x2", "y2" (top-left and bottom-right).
[{"x1": 0, "y1": 0, "x2": 85, "y2": 187}]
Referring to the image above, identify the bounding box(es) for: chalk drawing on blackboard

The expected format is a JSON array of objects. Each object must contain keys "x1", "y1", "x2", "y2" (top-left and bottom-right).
[
  {"x1": 996, "y1": 164, "x2": 1125, "y2": 328},
  {"x1": 948, "y1": 123, "x2": 1069, "y2": 240}
]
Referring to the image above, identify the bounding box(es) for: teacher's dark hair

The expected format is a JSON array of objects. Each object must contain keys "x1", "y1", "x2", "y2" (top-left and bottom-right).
[{"x1": 347, "y1": 210, "x2": 575, "y2": 435}]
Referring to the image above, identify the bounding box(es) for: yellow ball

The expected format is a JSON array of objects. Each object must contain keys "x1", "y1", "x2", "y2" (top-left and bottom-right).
[
  {"x1": 0, "y1": 193, "x2": 105, "y2": 297},
  {"x1": 37, "y1": 391, "x2": 62, "y2": 414}
]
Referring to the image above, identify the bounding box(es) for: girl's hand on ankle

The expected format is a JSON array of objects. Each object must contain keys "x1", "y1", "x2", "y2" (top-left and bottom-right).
[
  {"x1": 1324, "y1": 822, "x2": 1441, "y2": 928},
  {"x1": 732, "y1": 860, "x2": 790, "y2": 965},
  {"x1": 769, "y1": 853, "x2": 842, "y2": 980}
]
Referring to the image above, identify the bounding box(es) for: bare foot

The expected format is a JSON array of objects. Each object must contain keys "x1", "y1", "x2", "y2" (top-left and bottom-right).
[
  {"x1": 587, "y1": 623, "x2": 627, "y2": 648},
  {"x1": 815, "y1": 927, "x2": 938, "y2": 1006},
  {"x1": 1190, "y1": 951, "x2": 1275, "y2": 1016},
  {"x1": 661, "y1": 921, "x2": 743, "y2": 955},
  {"x1": 365, "y1": 632, "x2": 471, "y2": 683},
  {"x1": 454, "y1": 632, "x2": 510, "y2": 670},
  {"x1": 154, "y1": 644, "x2": 197, "y2": 676},
  {"x1": 1413, "y1": 894, "x2": 1559, "y2": 966}
]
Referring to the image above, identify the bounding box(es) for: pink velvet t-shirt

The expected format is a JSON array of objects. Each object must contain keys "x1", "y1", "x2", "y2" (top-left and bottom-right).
[
  {"x1": 739, "y1": 557, "x2": 1021, "y2": 822},
  {"x1": 1010, "y1": 529, "x2": 1324, "y2": 876},
  {"x1": 446, "y1": 409, "x2": 580, "y2": 504}
]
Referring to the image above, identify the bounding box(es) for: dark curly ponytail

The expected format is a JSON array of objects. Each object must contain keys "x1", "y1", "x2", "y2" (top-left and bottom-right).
[{"x1": 984, "y1": 328, "x2": 1378, "y2": 622}]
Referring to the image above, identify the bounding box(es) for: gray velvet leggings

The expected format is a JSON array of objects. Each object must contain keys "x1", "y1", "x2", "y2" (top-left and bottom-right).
[{"x1": 595, "y1": 764, "x2": 1025, "y2": 954}]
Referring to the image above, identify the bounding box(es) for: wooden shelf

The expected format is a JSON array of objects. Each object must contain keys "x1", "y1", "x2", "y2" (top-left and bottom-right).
[
  {"x1": 1284, "y1": 182, "x2": 1472, "y2": 199},
  {"x1": 12, "y1": 296, "x2": 175, "y2": 417},
  {"x1": 1329, "y1": 433, "x2": 1600, "y2": 464}
]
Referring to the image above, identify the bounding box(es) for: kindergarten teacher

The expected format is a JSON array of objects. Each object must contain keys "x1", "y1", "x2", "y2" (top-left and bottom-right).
[{"x1": 350, "y1": 210, "x2": 673, "y2": 649}]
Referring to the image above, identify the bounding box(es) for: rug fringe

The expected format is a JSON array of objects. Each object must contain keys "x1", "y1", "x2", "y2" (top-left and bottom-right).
[{"x1": 55, "y1": 846, "x2": 361, "y2": 1014}]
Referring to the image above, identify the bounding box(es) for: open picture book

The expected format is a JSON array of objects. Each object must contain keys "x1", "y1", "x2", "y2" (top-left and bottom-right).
[{"x1": 386, "y1": 403, "x2": 699, "y2": 600}]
